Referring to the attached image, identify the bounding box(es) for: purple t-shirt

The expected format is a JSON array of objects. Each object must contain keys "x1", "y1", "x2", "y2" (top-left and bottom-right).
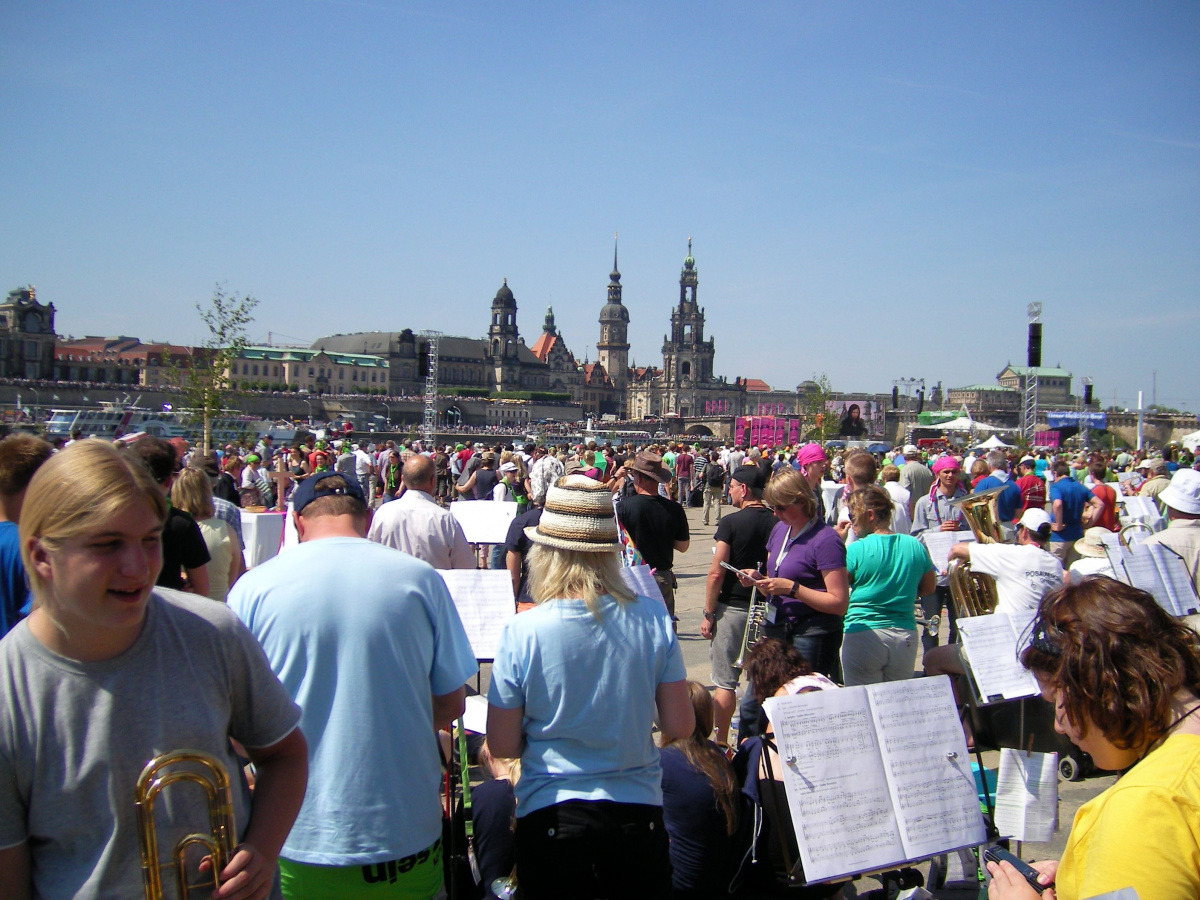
[{"x1": 764, "y1": 518, "x2": 846, "y2": 635}]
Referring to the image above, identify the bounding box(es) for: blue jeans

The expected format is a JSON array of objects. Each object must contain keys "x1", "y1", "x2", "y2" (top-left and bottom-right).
[{"x1": 738, "y1": 626, "x2": 842, "y2": 740}]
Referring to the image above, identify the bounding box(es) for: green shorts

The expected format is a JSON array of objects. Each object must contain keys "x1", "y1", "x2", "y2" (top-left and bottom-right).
[{"x1": 279, "y1": 839, "x2": 443, "y2": 900}]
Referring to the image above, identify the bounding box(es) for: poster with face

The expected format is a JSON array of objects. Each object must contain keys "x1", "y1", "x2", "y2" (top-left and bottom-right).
[{"x1": 825, "y1": 400, "x2": 883, "y2": 437}]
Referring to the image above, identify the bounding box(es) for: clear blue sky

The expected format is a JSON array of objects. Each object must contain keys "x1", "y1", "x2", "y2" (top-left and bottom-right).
[{"x1": 3, "y1": 2, "x2": 1197, "y2": 412}]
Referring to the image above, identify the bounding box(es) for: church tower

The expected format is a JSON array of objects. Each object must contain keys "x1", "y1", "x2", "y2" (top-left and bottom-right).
[
  {"x1": 488, "y1": 279, "x2": 521, "y2": 391},
  {"x1": 596, "y1": 233, "x2": 630, "y2": 399},
  {"x1": 661, "y1": 239, "x2": 715, "y2": 416}
]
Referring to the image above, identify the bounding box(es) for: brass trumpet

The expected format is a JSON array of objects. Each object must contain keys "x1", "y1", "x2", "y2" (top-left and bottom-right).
[
  {"x1": 735, "y1": 577, "x2": 769, "y2": 670},
  {"x1": 135, "y1": 749, "x2": 237, "y2": 900},
  {"x1": 946, "y1": 485, "x2": 1008, "y2": 617}
]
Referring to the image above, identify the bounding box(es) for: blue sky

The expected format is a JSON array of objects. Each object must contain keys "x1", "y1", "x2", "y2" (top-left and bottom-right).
[{"x1": 3, "y1": 2, "x2": 1197, "y2": 412}]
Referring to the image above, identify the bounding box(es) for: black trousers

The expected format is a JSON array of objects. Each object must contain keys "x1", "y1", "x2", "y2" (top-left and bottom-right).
[{"x1": 514, "y1": 800, "x2": 673, "y2": 900}]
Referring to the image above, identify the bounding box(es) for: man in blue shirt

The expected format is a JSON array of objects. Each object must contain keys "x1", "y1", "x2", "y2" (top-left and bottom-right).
[
  {"x1": 0, "y1": 434, "x2": 52, "y2": 637},
  {"x1": 1048, "y1": 459, "x2": 1104, "y2": 566},
  {"x1": 230, "y1": 472, "x2": 477, "y2": 899},
  {"x1": 973, "y1": 450, "x2": 1022, "y2": 527}
]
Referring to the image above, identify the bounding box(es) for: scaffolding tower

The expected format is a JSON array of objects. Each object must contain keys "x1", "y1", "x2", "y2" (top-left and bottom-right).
[
  {"x1": 421, "y1": 330, "x2": 442, "y2": 446},
  {"x1": 1022, "y1": 303, "x2": 1042, "y2": 443}
]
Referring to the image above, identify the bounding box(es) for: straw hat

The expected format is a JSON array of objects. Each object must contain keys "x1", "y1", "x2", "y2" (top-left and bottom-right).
[
  {"x1": 526, "y1": 474, "x2": 621, "y2": 552},
  {"x1": 1074, "y1": 527, "x2": 1111, "y2": 559}
]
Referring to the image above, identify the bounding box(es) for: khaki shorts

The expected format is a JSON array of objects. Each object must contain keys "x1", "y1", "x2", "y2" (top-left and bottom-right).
[{"x1": 711, "y1": 603, "x2": 749, "y2": 690}]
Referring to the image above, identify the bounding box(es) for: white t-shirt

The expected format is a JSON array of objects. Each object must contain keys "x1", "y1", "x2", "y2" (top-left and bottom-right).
[
  {"x1": 969, "y1": 543, "x2": 1064, "y2": 618},
  {"x1": 353, "y1": 448, "x2": 374, "y2": 476}
]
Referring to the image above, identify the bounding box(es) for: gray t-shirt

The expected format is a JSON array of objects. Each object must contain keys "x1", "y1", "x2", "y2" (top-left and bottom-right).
[{"x1": 0, "y1": 589, "x2": 301, "y2": 900}]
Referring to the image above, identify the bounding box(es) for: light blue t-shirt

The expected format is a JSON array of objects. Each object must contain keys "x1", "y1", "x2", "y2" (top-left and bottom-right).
[
  {"x1": 229, "y1": 537, "x2": 478, "y2": 865},
  {"x1": 488, "y1": 593, "x2": 687, "y2": 817}
]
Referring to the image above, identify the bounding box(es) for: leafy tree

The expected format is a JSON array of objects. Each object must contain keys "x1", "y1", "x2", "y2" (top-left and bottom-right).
[
  {"x1": 798, "y1": 373, "x2": 833, "y2": 443},
  {"x1": 172, "y1": 284, "x2": 259, "y2": 453}
]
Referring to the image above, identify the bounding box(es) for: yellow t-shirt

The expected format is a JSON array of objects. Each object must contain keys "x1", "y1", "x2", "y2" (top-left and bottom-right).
[{"x1": 1056, "y1": 732, "x2": 1200, "y2": 900}]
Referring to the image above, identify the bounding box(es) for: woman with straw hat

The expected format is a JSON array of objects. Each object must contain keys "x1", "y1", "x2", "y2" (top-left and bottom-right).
[{"x1": 486, "y1": 474, "x2": 695, "y2": 899}]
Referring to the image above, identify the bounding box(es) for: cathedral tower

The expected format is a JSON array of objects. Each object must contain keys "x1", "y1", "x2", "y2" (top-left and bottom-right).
[
  {"x1": 596, "y1": 233, "x2": 630, "y2": 397},
  {"x1": 661, "y1": 239, "x2": 715, "y2": 416}
]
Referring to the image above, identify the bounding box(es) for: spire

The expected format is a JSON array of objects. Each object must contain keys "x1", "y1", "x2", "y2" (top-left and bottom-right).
[
  {"x1": 543, "y1": 305, "x2": 556, "y2": 333},
  {"x1": 610, "y1": 231, "x2": 621, "y2": 283}
]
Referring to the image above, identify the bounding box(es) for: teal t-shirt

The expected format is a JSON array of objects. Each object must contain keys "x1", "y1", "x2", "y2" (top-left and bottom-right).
[{"x1": 843, "y1": 533, "x2": 934, "y2": 633}]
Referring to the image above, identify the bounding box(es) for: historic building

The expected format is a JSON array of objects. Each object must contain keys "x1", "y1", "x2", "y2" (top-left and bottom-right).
[
  {"x1": 227, "y1": 346, "x2": 388, "y2": 394},
  {"x1": 55, "y1": 336, "x2": 211, "y2": 387},
  {"x1": 0, "y1": 286, "x2": 57, "y2": 380},
  {"x1": 625, "y1": 241, "x2": 748, "y2": 421},
  {"x1": 996, "y1": 364, "x2": 1074, "y2": 408},
  {"x1": 595, "y1": 239, "x2": 630, "y2": 395}
]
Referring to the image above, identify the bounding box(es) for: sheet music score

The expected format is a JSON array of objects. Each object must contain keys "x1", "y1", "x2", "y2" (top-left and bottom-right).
[
  {"x1": 763, "y1": 676, "x2": 985, "y2": 884},
  {"x1": 619, "y1": 564, "x2": 666, "y2": 606},
  {"x1": 958, "y1": 613, "x2": 1041, "y2": 703},
  {"x1": 920, "y1": 530, "x2": 975, "y2": 576},
  {"x1": 994, "y1": 748, "x2": 1058, "y2": 843},
  {"x1": 868, "y1": 678, "x2": 986, "y2": 862},
  {"x1": 460, "y1": 694, "x2": 489, "y2": 735},
  {"x1": 449, "y1": 501, "x2": 519, "y2": 544},
  {"x1": 1124, "y1": 544, "x2": 1200, "y2": 617},
  {"x1": 437, "y1": 569, "x2": 515, "y2": 660}
]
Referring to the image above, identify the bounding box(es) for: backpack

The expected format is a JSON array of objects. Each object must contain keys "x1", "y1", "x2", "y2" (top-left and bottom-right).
[{"x1": 708, "y1": 463, "x2": 727, "y2": 488}]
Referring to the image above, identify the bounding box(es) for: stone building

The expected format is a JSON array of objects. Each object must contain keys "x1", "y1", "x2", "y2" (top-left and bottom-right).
[
  {"x1": 55, "y1": 336, "x2": 210, "y2": 387},
  {"x1": 997, "y1": 365, "x2": 1074, "y2": 407},
  {"x1": 0, "y1": 286, "x2": 57, "y2": 380},
  {"x1": 227, "y1": 346, "x2": 388, "y2": 394}
]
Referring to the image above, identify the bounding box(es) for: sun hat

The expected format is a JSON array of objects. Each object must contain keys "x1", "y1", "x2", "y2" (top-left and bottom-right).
[
  {"x1": 499, "y1": 461, "x2": 519, "y2": 473},
  {"x1": 1019, "y1": 456, "x2": 1036, "y2": 467},
  {"x1": 292, "y1": 471, "x2": 366, "y2": 516},
  {"x1": 1159, "y1": 469, "x2": 1200, "y2": 516},
  {"x1": 630, "y1": 451, "x2": 671, "y2": 483},
  {"x1": 795, "y1": 443, "x2": 827, "y2": 468},
  {"x1": 1145, "y1": 458, "x2": 1167, "y2": 475},
  {"x1": 525, "y1": 474, "x2": 621, "y2": 552},
  {"x1": 1074, "y1": 527, "x2": 1111, "y2": 559}
]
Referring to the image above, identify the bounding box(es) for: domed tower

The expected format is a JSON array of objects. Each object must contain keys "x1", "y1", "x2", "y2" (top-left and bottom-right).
[
  {"x1": 488, "y1": 278, "x2": 521, "y2": 391},
  {"x1": 596, "y1": 233, "x2": 630, "y2": 398}
]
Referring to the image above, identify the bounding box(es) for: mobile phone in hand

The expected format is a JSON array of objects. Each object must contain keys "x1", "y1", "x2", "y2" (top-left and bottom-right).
[{"x1": 983, "y1": 845, "x2": 1048, "y2": 894}]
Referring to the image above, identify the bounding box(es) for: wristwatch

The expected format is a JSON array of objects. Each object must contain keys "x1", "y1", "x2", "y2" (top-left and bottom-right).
[
  {"x1": 789, "y1": 580, "x2": 801, "y2": 599},
  {"x1": 703, "y1": 611, "x2": 717, "y2": 622}
]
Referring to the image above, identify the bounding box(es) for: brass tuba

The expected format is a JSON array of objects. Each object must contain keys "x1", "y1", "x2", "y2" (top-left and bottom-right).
[
  {"x1": 135, "y1": 749, "x2": 237, "y2": 900},
  {"x1": 946, "y1": 485, "x2": 1007, "y2": 617}
]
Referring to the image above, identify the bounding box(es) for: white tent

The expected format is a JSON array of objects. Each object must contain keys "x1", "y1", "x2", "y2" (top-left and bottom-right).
[
  {"x1": 936, "y1": 417, "x2": 1001, "y2": 433},
  {"x1": 1181, "y1": 430, "x2": 1200, "y2": 453},
  {"x1": 972, "y1": 433, "x2": 1013, "y2": 449}
]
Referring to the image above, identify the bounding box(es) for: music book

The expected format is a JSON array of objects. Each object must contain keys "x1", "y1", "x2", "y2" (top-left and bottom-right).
[
  {"x1": 449, "y1": 501, "x2": 519, "y2": 544},
  {"x1": 1106, "y1": 542, "x2": 1200, "y2": 617},
  {"x1": 762, "y1": 676, "x2": 986, "y2": 884},
  {"x1": 437, "y1": 569, "x2": 515, "y2": 660},
  {"x1": 993, "y1": 748, "x2": 1058, "y2": 843},
  {"x1": 1121, "y1": 496, "x2": 1164, "y2": 528},
  {"x1": 919, "y1": 530, "x2": 975, "y2": 577},
  {"x1": 957, "y1": 612, "x2": 1041, "y2": 703}
]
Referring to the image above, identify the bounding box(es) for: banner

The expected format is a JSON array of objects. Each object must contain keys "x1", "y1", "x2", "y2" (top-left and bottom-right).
[
  {"x1": 1035, "y1": 430, "x2": 1061, "y2": 448},
  {"x1": 1046, "y1": 411, "x2": 1107, "y2": 429}
]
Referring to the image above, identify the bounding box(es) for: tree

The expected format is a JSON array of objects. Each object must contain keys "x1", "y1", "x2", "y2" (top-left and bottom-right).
[
  {"x1": 174, "y1": 284, "x2": 259, "y2": 453},
  {"x1": 797, "y1": 373, "x2": 833, "y2": 443}
]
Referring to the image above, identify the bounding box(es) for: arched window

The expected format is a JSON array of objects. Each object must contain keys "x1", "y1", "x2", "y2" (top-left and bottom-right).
[{"x1": 681, "y1": 361, "x2": 691, "y2": 377}]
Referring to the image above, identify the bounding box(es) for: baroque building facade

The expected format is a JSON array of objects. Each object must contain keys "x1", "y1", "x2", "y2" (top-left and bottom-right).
[{"x1": 0, "y1": 286, "x2": 57, "y2": 380}]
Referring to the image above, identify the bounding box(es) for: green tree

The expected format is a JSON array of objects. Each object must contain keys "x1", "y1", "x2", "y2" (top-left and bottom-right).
[
  {"x1": 174, "y1": 284, "x2": 259, "y2": 453},
  {"x1": 798, "y1": 373, "x2": 833, "y2": 443}
]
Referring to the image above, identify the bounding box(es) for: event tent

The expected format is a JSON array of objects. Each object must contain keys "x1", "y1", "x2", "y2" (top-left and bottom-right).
[
  {"x1": 936, "y1": 417, "x2": 1001, "y2": 433},
  {"x1": 973, "y1": 434, "x2": 1014, "y2": 450},
  {"x1": 1181, "y1": 430, "x2": 1200, "y2": 453}
]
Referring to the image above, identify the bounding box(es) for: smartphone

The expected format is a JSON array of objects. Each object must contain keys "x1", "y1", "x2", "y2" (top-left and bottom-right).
[{"x1": 983, "y1": 845, "x2": 1048, "y2": 894}]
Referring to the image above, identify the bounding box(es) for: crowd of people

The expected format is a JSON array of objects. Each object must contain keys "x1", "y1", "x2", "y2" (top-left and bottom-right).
[{"x1": 0, "y1": 424, "x2": 1198, "y2": 899}]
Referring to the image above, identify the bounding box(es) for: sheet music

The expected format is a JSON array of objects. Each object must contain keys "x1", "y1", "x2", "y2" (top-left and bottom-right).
[
  {"x1": 437, "y1": 569, "x2": 515, "y2": 660},
  {"x1": 1125, "y1": 546, "x2": 1177, "y2": 616},
  {"x1": 1145, "y1": 544, "x2": 1200, "y2": 616},
  {"x1": 619, "y1": 564, "x2": 666, "y2": 606},
  {"x1": 867, "y1": 678, "x2": 987, "y2": 861},
  {"x1": 763, "y1": 689, "x2": 904, "y2": 883},
  {"x1": 958, "y1": 614, "x2": 1041, "y2": 702},
  {"x1": 994, "y1": 748, "x2": 1058, "y2": 842},
  {"x1": 449, "y1": 501, "x2": 519, "y2": 544},
  {"x1": 920, "y1": 530, "x2": 975, "y2": 576}
]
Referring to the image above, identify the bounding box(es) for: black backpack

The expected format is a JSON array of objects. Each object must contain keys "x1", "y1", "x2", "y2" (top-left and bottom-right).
[{"x1": 707, "y1": 463, "x2": 727, "y2": 488}]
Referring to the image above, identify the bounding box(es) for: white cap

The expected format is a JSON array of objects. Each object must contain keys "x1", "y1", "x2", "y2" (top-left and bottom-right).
[
  {"x1": 500, "y1": 461, "x2": 519, "y2": 473},
  {"x1": 1019, "y1": 507, "x2": 1052, "y2": 533},
  {"x1": 1160, "y1": 469, "x2": 1200, "y2": 516},
  {"x1": 903, "y1": 444, "x2": 919, "y2": 455}
]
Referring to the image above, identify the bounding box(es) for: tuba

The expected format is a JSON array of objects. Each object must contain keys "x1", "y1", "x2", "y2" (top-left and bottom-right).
[
  {"x1": 946, "y1": 486, "x2": 1007, "y2": 617},
  {"x1": 136, "y1": 749, "x2": 237, "y2": 900}
]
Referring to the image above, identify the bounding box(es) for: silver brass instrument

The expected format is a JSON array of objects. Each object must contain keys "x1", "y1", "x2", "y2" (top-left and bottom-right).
[
  {"x1": 136, "y1": 749, "x2": 237, "y2": 900},
  {"x1": 914, "y1": 605, "x2": 940, "y2": 638},
  {"x1": 734, "y1": 570, "x2": 769, "y2": 669},
  {"x1": 1119, "y1": 520, "x2": 1154, "y2": 548},
  {"x1": 946, "y1": 486, "x2": 1007, "y2": 618}
]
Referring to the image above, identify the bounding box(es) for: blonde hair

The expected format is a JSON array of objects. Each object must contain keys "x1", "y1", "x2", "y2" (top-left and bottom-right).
[
  {"x1": 170, "y1": 467, "x2": 215, "y2": 520},
  {"x1": 20, "y1": 441, "x2": 166, "y2": 601},
  {"x1": 848, "y1": 485, "x2": 894, "y2": 536},
  {"x1": 526, "y1": 544, "x2": 635, "y2": 617},
  {"x1": 660, "y1": 682, "x2": 739, "y2": 835},
  {"x1": 762, "y1": 468, "x2": 817, "y2": 519}
]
